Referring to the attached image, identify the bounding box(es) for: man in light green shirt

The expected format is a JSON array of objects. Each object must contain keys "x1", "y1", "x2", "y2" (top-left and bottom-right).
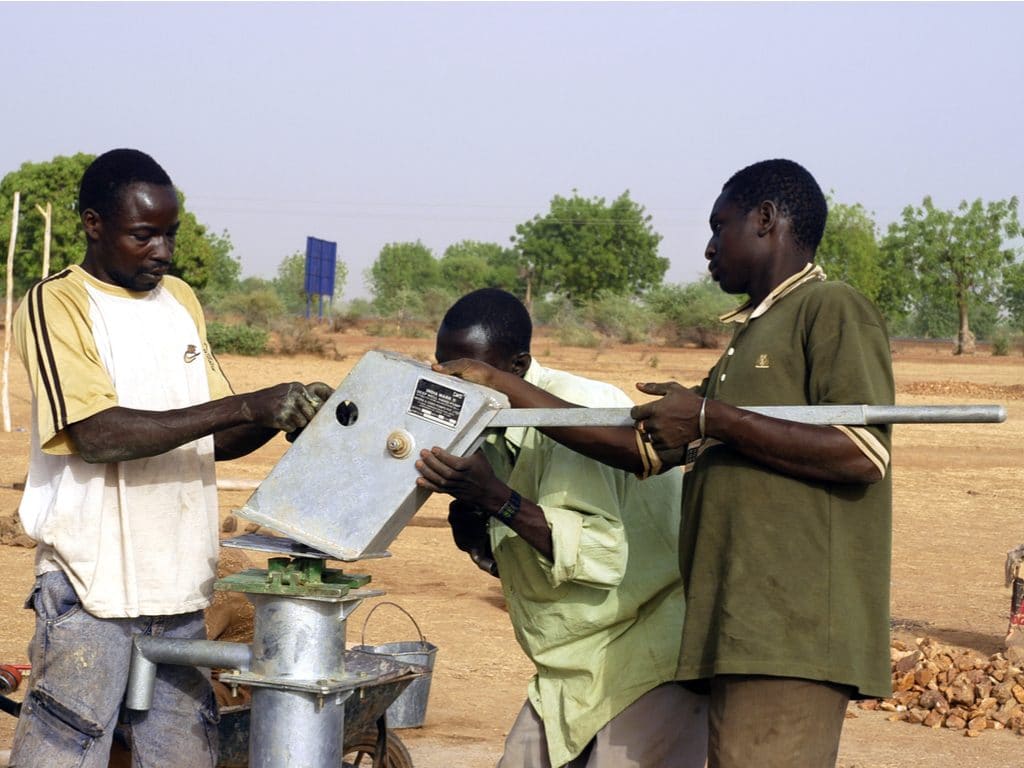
[{"x1": 416, "y1": 289, "x2": 708, "y2": 768}]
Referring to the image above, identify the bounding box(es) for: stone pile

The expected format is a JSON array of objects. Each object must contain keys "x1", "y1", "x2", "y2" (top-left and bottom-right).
[
  {"x1": 0, "y1": 511, "x2": 34, "y2": 548},
  {"x1": 860, "y1": 637, "x2": 1024, "y2": 737}
]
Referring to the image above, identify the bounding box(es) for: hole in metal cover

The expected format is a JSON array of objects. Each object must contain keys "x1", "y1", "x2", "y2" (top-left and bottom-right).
[{"x1": 335, "y1": 400, "x2": 359, "y2": 426}]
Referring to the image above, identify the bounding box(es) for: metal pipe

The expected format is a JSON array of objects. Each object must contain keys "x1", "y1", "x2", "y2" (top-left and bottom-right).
[
  {"x1": 248, "y1": 594, "x2": 350, "y2": 768},
  {"x1": 125, "y1": 636, "x2": 252, "y2": 711},
  {"x1": 486, "y1": 403, "x2": 1007, "y2": 429}
]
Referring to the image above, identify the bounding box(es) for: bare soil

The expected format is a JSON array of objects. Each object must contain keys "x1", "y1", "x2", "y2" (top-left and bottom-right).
[{"x1": 1, "y1": 333, "x2": 1022, "y2": 767}]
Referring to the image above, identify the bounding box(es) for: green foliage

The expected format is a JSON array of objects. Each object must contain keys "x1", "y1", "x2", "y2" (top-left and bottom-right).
[
  {"x1": 882, "y1": 196, "x2": 1021, "y2": 353},
  {"x1": 583, "y1": 293, "x2": 656, "y2": 344},
  {"x1": 513, "y1": 190, "x2": 667, "y2": 304},
  {"x1": 0, "y1": 153, "x2": 92, "y2": 293},
  {"x1": 167, "y1": 191, "x2": 221, "y2": 290},
  {"x1": 369, "y1": 241, "x2": 440, "y2": 313},
  {"x1": 817, "y1": 198, "x2": 883, "y2": 302},
  {"x1": 271, "y1": 317, "x2": 336, "y2": 357},
  {"x1": 0, "y1": 152, "x2": 232, "y2": 296},
  {"x1": 274, "y1": 251, "x2": 307, "y2": 314},
  {"x1": 646, "y1": 278, "x2": 735, "y2": 348},
  {"x1": 327, "y1": 297, "x2": 375, "y2": 332},
  {"x1": 531, "y1": 297, "x2": 600, "y2": 348},
  {"x1": 196, "y1": 230, "x2": 241, "y2": 305},
  {"x1": 440, "y1": 240, "x2": 522, "y2": 295},
  {"x1": 217, "y1": 287, "x2": 285, "y2": 327},
  {"x1": 420, "y1": 285, "x2": 462, "y2": 327},
  {"x1": 206, "y1": 321, "x2": 268, "y2": 356},
  {"x1": 1003, "y1": 259, "x2": 1024, "y2": 331},
  {"x1": 990, "y1": 326, "x2": 1012, "y2": 356}
]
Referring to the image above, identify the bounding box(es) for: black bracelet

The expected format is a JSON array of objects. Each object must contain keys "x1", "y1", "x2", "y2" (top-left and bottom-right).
[{"x1": 495, "y1": 490, "x2": 521, "y2": 524}]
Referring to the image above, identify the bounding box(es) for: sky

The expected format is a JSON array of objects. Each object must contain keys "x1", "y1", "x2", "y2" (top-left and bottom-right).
[{"x1": 2, "y1": 1, "x2": 1022, "y2": 300}]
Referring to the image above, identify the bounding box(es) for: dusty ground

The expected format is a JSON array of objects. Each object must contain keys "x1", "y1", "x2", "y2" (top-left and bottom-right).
[{"x1": 0, "y1": 331, "x2": 1022, "y2": 767}]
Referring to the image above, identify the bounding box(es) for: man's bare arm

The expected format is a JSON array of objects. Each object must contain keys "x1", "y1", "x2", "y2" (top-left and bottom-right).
[
  {"x1": 433, "y1": 360, "x2": 646, "y2": 474},
  {"x1": 66, "y1": 381, "x2": 333, "y2": 463},
  {"x1": 634, "y1": 381, "x2": 883, "y2": 484}
]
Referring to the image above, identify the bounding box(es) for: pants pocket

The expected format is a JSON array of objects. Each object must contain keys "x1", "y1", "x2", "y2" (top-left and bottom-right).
[{"x1": 10, "y1": 689, "x2": 100, "y2": 768}]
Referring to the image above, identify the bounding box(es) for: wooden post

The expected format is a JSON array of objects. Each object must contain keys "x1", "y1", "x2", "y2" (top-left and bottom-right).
[
  {"x1": 3, "y1": 191, "x2": 21, "y2": 432},
  {"x1": 35, "y1": 201, "x2": 51, "y2": 278}
]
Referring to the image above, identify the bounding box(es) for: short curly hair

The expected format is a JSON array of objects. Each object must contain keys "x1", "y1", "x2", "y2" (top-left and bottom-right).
[
  {"x1": 440, "y1": 288, "x2": 532, "y2": 358},
  {"x1": 723, "y1": 159, "x2": 828, "y2": 252},
  {"x1": 78, "y1": 148, "x2": 173, "y2": 220}
]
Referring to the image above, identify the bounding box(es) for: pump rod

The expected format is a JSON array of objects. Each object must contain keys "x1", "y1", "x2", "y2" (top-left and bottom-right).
[{"x1": 485, "y1": 404, "x2": 1007, "y2": 429}]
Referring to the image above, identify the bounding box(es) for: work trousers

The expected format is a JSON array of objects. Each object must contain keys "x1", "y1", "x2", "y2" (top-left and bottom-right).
[
  {"x1": 9, "y1": 570, "x2": 218, "y2": 768},
  {"x1": 497, "y1": 681, "x2": 709, "y2": 768},
  {"x1": 707, "y1": 675, "x2": 852, "y2": 768}
]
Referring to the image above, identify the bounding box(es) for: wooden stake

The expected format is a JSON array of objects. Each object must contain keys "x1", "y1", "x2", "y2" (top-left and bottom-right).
[
  {"x1": 3, "y1": 191, "x2": 21, "y2": 432},
  {"x1": 35, "y1": 201, "x2": 51, "y2": 278}
]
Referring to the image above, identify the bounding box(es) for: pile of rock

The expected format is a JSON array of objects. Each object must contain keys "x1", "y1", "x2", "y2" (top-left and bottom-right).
[
  {"x1": 860, "y1": 637, "x2": 1024, "y2": 737},
  {"x1": 0, "y1": 511, "x2": 34, "y2": 548}
]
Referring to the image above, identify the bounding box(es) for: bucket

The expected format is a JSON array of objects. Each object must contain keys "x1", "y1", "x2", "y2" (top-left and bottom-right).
[{"x1": 351, "y1": 601, "x2": 437, "y2": 729}]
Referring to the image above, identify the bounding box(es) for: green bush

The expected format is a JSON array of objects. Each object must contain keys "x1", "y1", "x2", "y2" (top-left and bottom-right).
[
  {"x1": 646, "y1": 279, "x2": 734, "y2": 348},
  {"x1": 535, "y1": 296, "x2": 602, "y2": 348},
  {"x1": 990, "y1": 327, "x2": 1011, "y2": 356},
  {"x1": 556, "y1": 322, "x2": 600, "y2": 348},
  {"x1": 272, "y1": 318, "x2": 330, "y2": 357},
  {"x1": 333, "y1": 298, "x2": 374, "y2": 329},
  {"x1": 584, "y1": 293, "x2": 656, "y2": 344},
  {"x1": 217, "y1": 288, "x2": 285, "y2": 327},
  {"x1": 207, "y1": 322, "x2": 269, "y2": 356}
]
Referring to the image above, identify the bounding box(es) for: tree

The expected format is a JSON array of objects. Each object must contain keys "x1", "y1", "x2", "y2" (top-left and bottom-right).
[
  {"x1": 0, "y1": 153, "x2": 228, "y2": 296},
  {"x1": 439, "y1": 240, "x2": 522, "y2": 296},
  {"x1": 882, "y1": 196, "x2": 1021, "y2": 354},
  {"x1": 512, "y1": 191, "x2": 667, "y2": 305},
  {"x1": 1003, "y1": 259, "x2": 1024, "y2": 331},
  {"x1": 368, "y1": 241, "x2": 440, "y2": 313},
  {"x1": 817, "y1": 198, "x2": 883, "y2": 303},
  {"x1": 197, "y1": 230, "x2": 242, "y2": 304},
  {"x1": 0, "y1": 153, "x2": 92, "y2": 294},
  {"x1": 439, "y1": 242, "x2": 493, "y2": 294}
]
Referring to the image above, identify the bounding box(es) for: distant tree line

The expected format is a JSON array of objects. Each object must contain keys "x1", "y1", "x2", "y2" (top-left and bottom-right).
[{"x1": 2, "y1": 154, "x2": 1022, "y2": 356}]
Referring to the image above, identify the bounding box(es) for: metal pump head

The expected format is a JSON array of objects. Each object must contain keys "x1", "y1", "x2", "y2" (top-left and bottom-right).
[{"x1": 238, "y1": 350, "x2": 509, "y2": 561}]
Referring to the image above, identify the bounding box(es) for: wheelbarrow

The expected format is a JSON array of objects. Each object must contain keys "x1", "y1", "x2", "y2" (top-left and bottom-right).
[{"x1": 1, "y1": 660, "x2": 424, "y2": 768}]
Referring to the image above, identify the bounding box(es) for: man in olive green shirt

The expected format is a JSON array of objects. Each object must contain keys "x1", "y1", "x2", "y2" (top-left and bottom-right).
[
  {"x1": 415, "y1": 289, "x2": 708, "y2": 768},
  {"x1": 433, "y1": 161, "x2": 894, "y2": 768}
]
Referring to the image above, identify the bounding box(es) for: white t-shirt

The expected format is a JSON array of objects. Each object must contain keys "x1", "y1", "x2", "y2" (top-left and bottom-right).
[{"x1": 14, "y1": 265, "x2": 234, "y2": 618}]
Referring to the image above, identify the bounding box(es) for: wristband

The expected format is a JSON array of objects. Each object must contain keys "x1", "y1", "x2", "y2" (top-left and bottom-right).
[
  {"x1": 699, "y1": 397, "x2": 708, "y2": 440},
  {"x1": 495, "y1": 490, "x2": 521, "y2": 524}
]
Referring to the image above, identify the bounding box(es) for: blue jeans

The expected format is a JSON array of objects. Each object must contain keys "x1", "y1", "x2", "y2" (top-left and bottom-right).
[{"x1": 9, "y1": 571, "x2": 218, "y2": 768}]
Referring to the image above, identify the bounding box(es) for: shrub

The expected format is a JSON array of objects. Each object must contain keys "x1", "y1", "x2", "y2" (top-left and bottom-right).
[
  {"x1": 646, "y1": 280, "x2": 734, "y2": 348},
  {"x1": 207, "y1": 322, "x2": 269, "y2": 356},
  {"x1": 991, "y1": 327, "x2": 1011, "y2": 356},
  {"x1": 272, "y1": 318, "x2": 329, "y2": 357},
  {"x1": 330, "y1": 298, "x2": 375, "y2": 332},
  {"x1": 217, "y1": 288, "x2": 285, "y2": 327},
  {"x1": 556, "y1": 322, "x2": 600, "y2": 348},
  {"x1": 583, "y1": 293, "x2": 656, "y2": 344}
]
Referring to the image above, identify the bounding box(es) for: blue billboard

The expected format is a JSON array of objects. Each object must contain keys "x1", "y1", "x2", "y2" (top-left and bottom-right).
[{"x1": 305, "y1": 237, "x2": 338, "y2": 320}]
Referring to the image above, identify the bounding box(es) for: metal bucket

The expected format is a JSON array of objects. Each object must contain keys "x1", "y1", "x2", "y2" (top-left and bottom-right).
[{"x1": 351, "y1": 601, "x2": 437, "y2": 729}]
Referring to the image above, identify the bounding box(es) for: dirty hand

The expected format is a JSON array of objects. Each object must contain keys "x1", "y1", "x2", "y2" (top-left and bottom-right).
[
  {"x1": 243, "y1": 381, "x2": 333, "y2": 434},
  {"x1": 415, "y1": 447, "x2": 506, "y2": 511},
  {"x1": 631, "y1": 380, "x2": 703, "y2": 451},
  {"x1": 285, "y1": 382, "x2": 334, "y2": 442},
  {"x1": 448, "y1": 500, "x2": 499, "y2": 577}
]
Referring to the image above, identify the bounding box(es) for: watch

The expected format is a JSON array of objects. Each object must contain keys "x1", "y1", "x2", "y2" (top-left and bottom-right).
[{"x1": 494, "y1": 490, "x2": 521, "y2": 524}]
